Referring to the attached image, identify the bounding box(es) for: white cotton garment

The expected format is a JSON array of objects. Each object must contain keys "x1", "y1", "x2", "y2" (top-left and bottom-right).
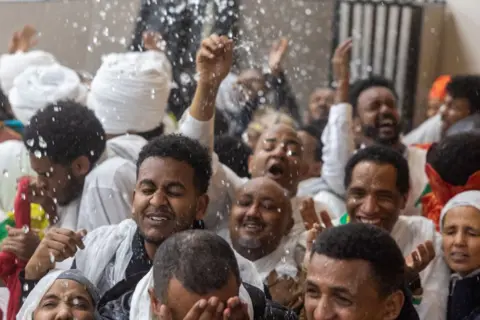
[
  {"x1": 253, "y1": 236, "x2": 299, "y2": 281},
  {"x1": 129, "y1": 269, "x2": 254, "y2": 320},
  {"x1": 88, "y1": 51, "x2": 172, "y2": 135},
  {"x1": 0, "y1": 50, "x2": 57, "y2": 95},
  {"x1": 8, "y1": 63, "x2": 88, "y2": 125}
]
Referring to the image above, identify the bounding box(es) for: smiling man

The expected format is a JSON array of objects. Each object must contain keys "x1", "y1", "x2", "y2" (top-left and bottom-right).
[
  {"x1": 340, "y1": 145, "x2": 449, "y2": 320},
  {"x1": 349, "y1": 76, "x2": 428, "y2": 216}
]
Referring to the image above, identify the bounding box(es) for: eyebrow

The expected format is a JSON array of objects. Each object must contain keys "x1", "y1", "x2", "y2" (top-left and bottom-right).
[
  {"x1": 305, "y1": 280, "x2": 354, "y2": 295},
  {"x1": 138, "y1": 179, "x2": 156, "y2": 186},
  {"x1": 41, "y1": 294, "x2": 60, "y2": 301}
]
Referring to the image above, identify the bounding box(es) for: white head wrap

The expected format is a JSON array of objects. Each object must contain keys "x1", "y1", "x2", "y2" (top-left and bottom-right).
[
  {"x1": 0, "y1": 50, "x2": 57, "y2": 94},
  {"x1": 129, "y1": 269, "x2": 255, "y2": 320},
  {"x1": 440, "y1": 190, "x2": 480, "y2": 232},
  {"x1": 8, "y1": 63, "x2": 88, "y2": 125},
  {"x1": 16, "y1": 269, "x2": 100, "y2": 320},
  {"x1": 88, "y1": 50, "x2": 172, "y2": 135}
]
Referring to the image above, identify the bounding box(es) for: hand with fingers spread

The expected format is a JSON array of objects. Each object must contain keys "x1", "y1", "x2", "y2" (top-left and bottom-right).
[
  {"x1": 25, "y1": 228, "x2": 86, "y2": 280},
  {"x1": 143, "y1": 31, "x2": 165, "y2": 52},
  {"x1": 331, "y1": 38, "x2": 353, "y2": 104},
  {"x1": 223, "y1": 296, "x2": 249, "y2": 320},
  {"x1": 268, "y1": 38, "x2": 289, "y2": 76},
  {"x1": 0, "y1": 226, "x2": 40, "y2": 261},
  {"x1": 196, "y1": 34, "x2": 234, "y2": 88},
  {"x1": 405, "y1": 240, "x2": 436, "y2": 274}
]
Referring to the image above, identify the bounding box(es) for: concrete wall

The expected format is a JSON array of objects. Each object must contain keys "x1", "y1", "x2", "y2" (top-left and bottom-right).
[{"x1": 439, "y1": 0, "x2": 480, "y2": 75}]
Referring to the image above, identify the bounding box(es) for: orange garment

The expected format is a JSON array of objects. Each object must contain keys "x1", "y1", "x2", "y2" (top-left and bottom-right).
[
  {"x1": 429, "y1": 75, "x2": 451, "y2": 101},
  {"x1": 0, "y1": 124, "x2": 21, "y2": 143},
  {"x1": 422, "y1": 164, "x2": 480, "y2": 230}
]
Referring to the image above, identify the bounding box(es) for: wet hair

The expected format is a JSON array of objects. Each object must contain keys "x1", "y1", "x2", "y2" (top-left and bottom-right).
[
  {"x1": 311, "y1": 223, "x2": 406, "y2": 297},
  {"x1": 349, "y1": 76, "x2": 398, "y2": 115},
  {"x1": 214, "y1": 135, "x2": 252, "y2": 178},
  {"x1": 344, "y1": 145, "x2": 410, "y2": 196},
  {"x1": 445, "y1": 75, "x2": 480, "y2": 114},
  {"x1": 0, "y1": 87, "x2": 12, "y2": 121},
  {"x1": 137, "y1": 134, "x2": 212, "y2": 194},
  {"x1": 153, "y1": 230, "x2": 241, "y2": 303},
  {"x1": 23, "y1": 100, "x2": 106, "y2": 167},
  {"x1": 299, "y1": 119, "x2": 328, "y2": 162},
  {"x1": 427, "y1": 132, "x2": 480, "y2": 185}
]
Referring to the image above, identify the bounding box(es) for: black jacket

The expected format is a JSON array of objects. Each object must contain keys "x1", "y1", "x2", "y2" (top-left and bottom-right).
[{"x1": 131, "y1": 0, "x2": 239, "y2": 119}]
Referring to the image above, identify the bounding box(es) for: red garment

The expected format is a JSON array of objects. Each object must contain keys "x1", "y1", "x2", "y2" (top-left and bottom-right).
[
  {"x1": 0, "y1": 126, "x2": 21, "y2": 143},
  {"x1": 422, "y1": 164, "x2": 480, "y2": 230},
  {"x1": 0, "y1": 177, "x2": 31, "y2": 320}
]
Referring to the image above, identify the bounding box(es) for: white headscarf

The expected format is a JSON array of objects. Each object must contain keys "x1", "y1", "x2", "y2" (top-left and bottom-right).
[
  {"x1": 440, "y1": 191, "x2": 480, "y2": 232},
  {"x1": 16, "y1": 269, "x2": 100, "y2": 320},
  {"x1": 88, "y1": 51, "x2": 172, "y2": 135},
  {"x1": 8, "y1": 63, "x2": 88, "y2": 125},
  {"x1": 0, "y1": 50, "x2": 57, "y2": 94},
  {"x1": 129, "y1": 269, "x2": 255, "y2": 320}
]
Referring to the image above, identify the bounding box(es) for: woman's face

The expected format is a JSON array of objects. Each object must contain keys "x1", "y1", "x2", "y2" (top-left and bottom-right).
[
  {"x1": 442, "y1": 206, "x2": 480, "y2": 276},
  {"x1": 33, "y1": 279, "x2": 95, "y2": 320}
]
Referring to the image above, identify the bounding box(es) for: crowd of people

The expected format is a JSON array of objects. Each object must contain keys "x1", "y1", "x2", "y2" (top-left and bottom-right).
[{"x1": 0, "y1": 22, "x2": 479, "y2": 320}]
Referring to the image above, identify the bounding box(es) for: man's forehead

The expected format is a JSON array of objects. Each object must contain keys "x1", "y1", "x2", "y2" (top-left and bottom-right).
[
  {"x1": 358, "y1": 86, "x2": 396, "y2": 102},
  {"x1": 238, "y1": 177, "x2": 289, "y2": 198},
  {"x1": 259, "y1": 124, "x2": 299, "y2": 141},
  {"x1": 350, "y1": 161, "x2": 398, "y2": 188}
]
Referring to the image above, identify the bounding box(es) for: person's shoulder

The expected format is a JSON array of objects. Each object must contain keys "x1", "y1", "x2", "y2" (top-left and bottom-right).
[
  {"x1": 398, "y1": 216, "x2": 437, "y2": 237},
  {"x1": 86, "y1": 157, "x2": 136, "y2": 184},
  {"x1": 84, "y1": 219, "x2": 136, "y2": 243}
]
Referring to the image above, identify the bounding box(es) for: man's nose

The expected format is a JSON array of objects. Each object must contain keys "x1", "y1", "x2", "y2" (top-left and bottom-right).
[
  {"x1": 150, "y1": 189, "x2": 168, "y2": 207},
  {"x1": 313, "y1": 297, "x2": 336, "y2": 320},
  {"x1": 54, "y1": 305, "x2": 74, "y2": 320},
  {"x1": 360, "y1": 195, "x2": 379, "y2": 214}
]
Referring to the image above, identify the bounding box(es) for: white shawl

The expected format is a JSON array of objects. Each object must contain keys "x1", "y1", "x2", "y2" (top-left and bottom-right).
[
  {"x1": 440, "y1": 191, "x2": 480, "y2": 232},
  {"x1": 0, "y1": 50, "x2": 57, "y2": 94},
  {"x1": 88, "y1": 51, "x2": 172, "y2": 135},
  {"x1": 129, "y1": 269, "x2": 255, "y2": 320},
  {"x1": 74, "y1": 219, "x2": 137, "y2": 296},
  {"x1": 9, "y1": 63, "x2": 88, "y2": 125},
  {"x1": 253, "y1": 236, "x2": 299, "y2": 281}
]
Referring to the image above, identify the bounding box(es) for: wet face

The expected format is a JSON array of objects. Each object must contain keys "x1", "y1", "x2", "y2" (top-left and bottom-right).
[
  {"x1": 33, "y1": 279, "x2": 95, "y2": 320},
  {"x1": 442, "y1": 206, "x2": 480, "y2": 276},
  {"x1": 440, "y1": 95, "x2": 471, "y2": 134},
  {"x1": 346, "y1": 161, "x2": 406, "y2": 232},
  {"x1": 151, "y1": 273, "x2": 239, "y2": 320},
  {"x1": 305, "y1": 254, "x2": 403, "y2": 320},
  {"x1": 356, "y1": 86, "x2": 400, "y2": 145},
  {"x1": 29, "y1": 155, "x2": 86, "y2": 206},
  {"x1": 229, "y1": 177, "x2": 292, "y2": 260},
  {"x1": 298, "y1": 131, "x2": 322, "y2": 179},
  {"x1": 309, "y1": 88, "x2": 335, "y2": 121},
  {"x1": 249, "y1": 124, "x2": 304, "y2": 195},
  {"x1": 132, "y1": 157, "x2": 207, "y2": 245}
]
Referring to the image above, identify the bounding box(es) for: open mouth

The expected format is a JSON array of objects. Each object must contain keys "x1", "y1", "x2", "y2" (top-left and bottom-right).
[
  {"x1": 242, "y1": 221, "x2": 265, "y2": 233},
  {"x1": 358, "y1": 217, "x2": 382, "y2": 226},
  {"x1": 145, "y1": 212, "x2": 173, "y2": 225},
  {"x1": 266, "y1": 163, "x2": 285, "y2": 179},
  {"x1": 450, "y1": 252, "x2": 470, "y2": 262}
]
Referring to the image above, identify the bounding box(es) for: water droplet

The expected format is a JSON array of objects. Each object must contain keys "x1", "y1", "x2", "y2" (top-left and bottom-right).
[
  {"x1": 2, "y1": 170, "x2": 8, "y2": 178},
  {"x1": 26, "y1": 139, "x2": 35, "y2": 147},
  {"x1": 23, "y1": 283, "x2": 29, "y2": 291},
  {"x1": 38, "y1": 136, "x2": 47, "y2": 148},
  {"x1": 34, "y1": 150, "x2": 42, "y2": 158},
  {"x1": 49, "y1": 252, "x2": 55, "y2": 263},
  {"x1": 22, "y1": 225, "x2": 29, "y2": 234}
]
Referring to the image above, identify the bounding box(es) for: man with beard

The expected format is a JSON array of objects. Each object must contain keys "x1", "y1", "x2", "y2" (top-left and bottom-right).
[
  {"x1": 304, "y1": 87, "x2": 335, "y2": 124},
  {"x1": 180, "y1": 38, "x2": 354, "y2": 234},
  {"x1": 349, "y1": 76, "x2": 428, "y2": 215}
]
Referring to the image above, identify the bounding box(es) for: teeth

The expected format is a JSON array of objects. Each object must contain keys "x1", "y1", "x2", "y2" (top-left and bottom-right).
[
  {"x1": 359, "y1": 218, "x2": 381, "y2": 225},
  {"x1": 150, "y1": 216, "x2": 167, "y2": 221}
]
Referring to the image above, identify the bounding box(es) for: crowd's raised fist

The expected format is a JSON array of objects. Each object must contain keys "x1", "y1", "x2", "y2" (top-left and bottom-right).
[{"x1": 196, "y1": 34, "x2": 234, "y2": 87}]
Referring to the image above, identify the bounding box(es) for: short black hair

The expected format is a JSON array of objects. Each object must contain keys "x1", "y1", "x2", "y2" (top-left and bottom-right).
[
  {"x1": 137, "y1": 134, "x2": 212, "y2": 194},
  {"x1": 311, "y1": 223, "x2": 405, "y2": 297},
  {"x1": 299, "y1": 119, "x2": 328, "y2": 162},
  {"x1": 427, "y1": 132, "x2": 480, "y2": 185},
  {"x1": 446, "y1": 75, "x2": 480, "y2": 114},
  {"x1": 0, "y1": 87, "x2": 12, "y2": 121},
  {"x1": 23, "y1": 100, "x2": 106, "y2": 166},
  {"x1": 153, "y1": 230, "x2": 241, "y2": 302},
  {"x1": 214, "y1": 135, "x2": 252, "y2": 178},
  {"x1": 349, "y1": 76, "x2": 398, "y2": 115},
  {"x1": 344, "y1": 145, "x2": 410, "y2": 195}
]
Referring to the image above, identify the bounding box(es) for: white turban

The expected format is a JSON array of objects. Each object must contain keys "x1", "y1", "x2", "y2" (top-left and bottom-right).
[
  {"x1": 440, "y1": 190, "x2": 480, "y2": 231},
  {"x1": 88, "y1": 50, "x2": 172, "y2": 135},
  {"x1": 8, "y1": 63, "x2": 88, "y2": 125},
  {"x1": 0, "y1": 50, "x2": 57, "y2": 94}
]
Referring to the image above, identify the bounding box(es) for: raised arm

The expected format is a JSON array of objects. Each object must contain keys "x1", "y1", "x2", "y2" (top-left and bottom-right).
[{"x1": 319, "y1": 39, "x2": 355, "y2": 197}]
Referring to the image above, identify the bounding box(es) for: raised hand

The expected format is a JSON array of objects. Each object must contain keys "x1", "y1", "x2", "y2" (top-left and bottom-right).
[
  {"x1": 143, "y1": 31, "x2": 165, "y2": 52},
  {"x1": 196, "y1": 34, "x2": 234, "y2": 88},
  {"x1": 331, "y1": 38, "x2": 353, "y2": 103},
  {"x1": 27, "y1": 177, "x2": 58, "y2": 223},
  {"x1": 25, "y1": 228, "x2": 86, "y2": 280},
  {"x1": 268, "y1": 38, "x2": 289, "y2": 76},
  {"x1": 9, "y1": 25, "x2": 38, "y2": 53},
  {"x1": 405, "y1": 240, "x2": 436, "y2": 274},
  {"x1": 0, "y1": 226, "x2": 40, "y2": 261}
]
